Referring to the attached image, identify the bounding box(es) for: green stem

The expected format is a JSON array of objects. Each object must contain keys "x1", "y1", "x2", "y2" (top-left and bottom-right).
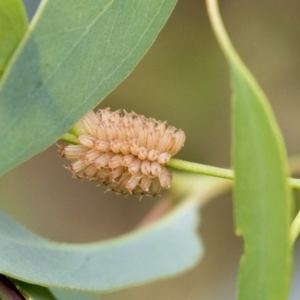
[
  {"x1": 166, "y1": 158, "x2": 300, "y2": 191},
  {"x1": 167, "y1": 158, "x2": 233, "y2": 180},
  {"x1": 59, "y1": 128, "x2": 300, "y2": 242},
  {"x1": 167, "y1": 158, "x2": 300, "y2": 244},
  {"x1": 206, "y1": 0, "x2": 244, "y2": 69},
  {"x1": 69, "y1": 124, "x2": 87, "y2": 137},
  {"x1": 58, "y1": 135, "x2": 300, "y2": 192},
  {"x1": 290, "y1": 178, "x2": 300, "y2": 191},
  {"x1": 291, "y1": 210, "x2": 300, "y2": 245},
  {"x1": 60, "y1": 133, "x2": 79, "y2": 145}
]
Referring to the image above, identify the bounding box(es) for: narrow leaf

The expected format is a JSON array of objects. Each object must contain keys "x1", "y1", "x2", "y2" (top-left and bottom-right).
[
  {"x1": 0, "y1": 201, "x2": 201, "y2": 292},
  {"x1": 0, "y1": 0, "x2": 177, "y2": 177},
  {"x1": 0, "y1": 0, "x2": 27, "y2": 77},
  {"x1": 206, "y1": 1, "x2": 292, "y2": 299},
  {"x1": 13, "y1": 280, "x2": 56, "y2": 300},
  {"x1": 50, "y1": 288, "x2": 100, "y2": 300}
]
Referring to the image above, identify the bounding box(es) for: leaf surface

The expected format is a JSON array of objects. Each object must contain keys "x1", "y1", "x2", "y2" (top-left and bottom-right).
[
  {"x1": 0, "y1": 201, "x2": 201, "y2": 292},
  {"x1": 14, "y1": 280, "x2": 56, "y2": 300},
  {"x1": 0, "y1": 0, "x2": 176, "y2": 177},
  {"x1": 50, "y1": 288, "x2": 99, "y2": 300},
  {"x1": 0, "y1": 0, "x2": 27, "y2": 77},
  {"x1": 206, "y1": 1, "x2": 292, "y2": 299}
]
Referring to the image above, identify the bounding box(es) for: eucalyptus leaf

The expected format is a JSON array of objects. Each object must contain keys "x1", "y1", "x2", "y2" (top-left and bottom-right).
[
  {"x1": 0, "y1": 200, "x2": 201, "y2": 292},
  {"x1": 0, "y1": 0, "x2": 27, "y2": 77},
  {"x1": 14, "y1": 280, "x2": 56, "y2": 300},
  {"x1": 0, "y1": 0, "x2": 177, "y2": 177},
  {"x1": 207, "y1": 1, "x2": 292, "y2": 299},
  {"x1": 50, "y1": 288, "x2": 100, "y2": 300}
]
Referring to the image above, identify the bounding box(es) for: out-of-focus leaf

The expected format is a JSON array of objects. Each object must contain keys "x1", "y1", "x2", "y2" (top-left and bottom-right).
[
  {"x1": 0, "y1": 0, "x2": 27, "y2": 77},
  {"x1": 206, "y1": 1, "x2": 292, "y2": 299},
  {"x1": 14, "y1": 280, "x2": 56, "y2": 300},
  {"x1": 0, "y1": 0, "x2": 177, "y2": 177},
  {"x1": 0, "y1": 200, "x2": 201, "y2": 292},
  {"x1": 50, "y1": 288, "x2": 100, "y2": 300}
]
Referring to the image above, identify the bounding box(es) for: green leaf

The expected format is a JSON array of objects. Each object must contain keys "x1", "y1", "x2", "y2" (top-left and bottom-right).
[
  {"x1": 0, "y1": 0, "x2": 27, "y2": 77},
  {"x1": 206, "y1": 1, "x2": 292, "y2": 299},
  {"x1": 0, "y1": 201, "x2": 201, "y2": 292},
  {"x1": 13, "y1": 280, "x2": 56, "y2": 300},
  {"x1": 0, "y1": 0, "x2": 177, "y2": 177},
  {"x1": 50, "y1": 288, "x2": 100, "y2": 300}
]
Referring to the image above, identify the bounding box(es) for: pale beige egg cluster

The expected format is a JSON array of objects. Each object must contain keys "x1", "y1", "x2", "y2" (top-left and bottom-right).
[{"x1": 60, "y1": 109, "x2": 185, "y2": 196}]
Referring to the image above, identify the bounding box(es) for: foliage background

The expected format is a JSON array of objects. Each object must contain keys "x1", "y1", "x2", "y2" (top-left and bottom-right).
[{"x1": 1, "y1": 0, "x2": 300, "y2": 299}]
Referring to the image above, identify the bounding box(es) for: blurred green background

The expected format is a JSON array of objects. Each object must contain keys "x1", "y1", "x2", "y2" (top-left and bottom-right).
[{"x1": 1, "y1": 0, "x2": 300, "y2": 299}]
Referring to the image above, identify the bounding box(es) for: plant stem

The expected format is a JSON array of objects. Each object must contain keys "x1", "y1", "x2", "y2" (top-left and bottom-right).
[
  {"x1": 60, "y1": 133, "x2": 79, "y2": 145},
  {"x1": 58, "y1": 134, "x2": 300, "y2": 192},
  {"x1": 167, "y1": 158, "x2": 300, "y2": 244},
  {"x1": 59, "y1": 129, "x2": 300, "y2": 242},
  {"x1": 167, "y1": 158, "x2": 233, "y2": 180},
  {"x1": 69, "y1": 124, "x2": 87, "y2": 137},
  {"x1": 166, "y1": 158, "x2": 300, "y2": 191},
  {"x1": 291, "y1": 211, "x2": 300, "y2": 245},
  {"x1": 206, "y1": 0, "x2": 244, "y2": 70},
  {"x1": 290, "y1": 178, "x2": 300, "y2": 191}
]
